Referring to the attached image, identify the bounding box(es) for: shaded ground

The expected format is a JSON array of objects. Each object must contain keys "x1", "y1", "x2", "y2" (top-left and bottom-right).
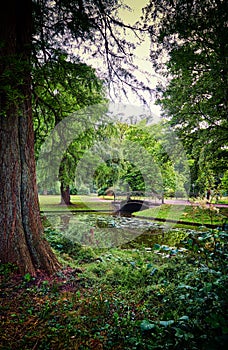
[{"x1": 1, "y1": 235, "x2": 228, "y2": 350}]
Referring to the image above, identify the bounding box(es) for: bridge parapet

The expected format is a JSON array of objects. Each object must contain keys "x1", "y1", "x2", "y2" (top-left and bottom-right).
[
  {"x1": 114, "y1": 191, "x2": 163, "y2": 203},
  {"x1": 112, "y1": 191, "x2": 163, "y2": 214}
]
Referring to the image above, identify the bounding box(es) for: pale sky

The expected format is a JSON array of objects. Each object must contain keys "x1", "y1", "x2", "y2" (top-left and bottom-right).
[
  {"x1": 73, "y1": 0, "x2": 163, "y2": 116},
  {"x1": 114, "y1": 0, "x2": 163, "y2": 115}
]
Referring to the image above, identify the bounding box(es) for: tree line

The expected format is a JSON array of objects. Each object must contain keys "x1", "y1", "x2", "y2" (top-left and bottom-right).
[{"x1": 0, "y1": 0, "x2": 227, "y2": 275}]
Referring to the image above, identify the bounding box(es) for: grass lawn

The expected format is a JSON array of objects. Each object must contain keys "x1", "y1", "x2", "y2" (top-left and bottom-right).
[
  {"x1": 215, "y1": 197, "x2": 228, "y2": 205},
  {"x1": 135, "y1": 203, "x2": 228, "y2": 227},
  {"x1": 39, "y1": 194, "x2": 114, "y2": 212}
]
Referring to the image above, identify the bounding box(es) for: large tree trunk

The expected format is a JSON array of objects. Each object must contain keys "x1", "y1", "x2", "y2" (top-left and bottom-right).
[{"x1": 0, "y1": 0, "x2": 61, "y2": 275}]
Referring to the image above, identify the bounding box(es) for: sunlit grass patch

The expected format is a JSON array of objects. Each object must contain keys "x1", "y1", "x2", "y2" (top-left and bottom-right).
[
  {"x1": 135, "y1": 204, "x2": 227, "y2": 226},
  {"x1": 39, "y1": 194, "x2": 114, "y2": 211}
]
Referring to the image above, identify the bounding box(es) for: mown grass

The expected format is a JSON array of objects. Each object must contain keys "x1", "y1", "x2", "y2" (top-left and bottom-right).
[
  {"x1": 135, "y1": 204, "x2": 228, "y2": 227},
  {"x1": 39, "y1": 194, "x2": 114, "y2": 212},
  {"x1": 215, "y1": 198, "x2": 228, "y2": 205},
  {"x1": 1, "y1": 223, "x2": 228, "y2": 350}
]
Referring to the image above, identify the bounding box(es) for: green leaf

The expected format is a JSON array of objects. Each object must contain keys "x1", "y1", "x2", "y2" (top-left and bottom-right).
[
  {"x1": 140, "y1": 320, "x2": 155, "y2": 331},
  {"x1": 161, "y1": 246, "x2": 170, "y2": 251},
  {"x1": 150, "y1": 268, "x2": 158, "y2": 276},
  {"x1": 178, "y1": 315, "x2": 189, "y2": 321},
  {"x1": 147, "y1": 263, "x2": 153, "y2": 269},
  {"x1": 159, "y1": 320, "x2": 175, "y2": 327},
  {"x1": 130, "y1": 261, "x2": 136, "y2": 268},
  {"x1": 178, "y1": 284, "x2": 196, "y2": 290},
  {"x1": 23, "y1": 273, "x2": 32, "y2": 282}
]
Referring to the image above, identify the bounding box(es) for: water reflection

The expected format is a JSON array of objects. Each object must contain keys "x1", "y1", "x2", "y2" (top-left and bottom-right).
[{"x1": 44, "y1": 212, "x2": 189, "y2": 248}]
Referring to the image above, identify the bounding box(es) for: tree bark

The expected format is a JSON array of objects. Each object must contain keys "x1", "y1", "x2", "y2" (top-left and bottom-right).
[
  {"x1": 0, "y1": 0, "x2": 61, "y2": 276},
  {"x1": 60, "y1": 183, "x2": 73, "y2": 205}
]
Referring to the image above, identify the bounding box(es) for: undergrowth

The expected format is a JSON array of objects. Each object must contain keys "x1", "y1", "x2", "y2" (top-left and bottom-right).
[{"x1": 0, "y1": 226, "x2": 228, "y2": 349}]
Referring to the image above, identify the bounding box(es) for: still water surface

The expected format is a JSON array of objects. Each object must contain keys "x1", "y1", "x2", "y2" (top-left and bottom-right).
[{"x1": 45, "y1": 212, "x2": 192, "y2": 249}]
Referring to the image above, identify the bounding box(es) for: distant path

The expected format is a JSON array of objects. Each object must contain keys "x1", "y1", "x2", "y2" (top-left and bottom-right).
[
  {"x1": 91, "y1": 195, "x2": 228, "y2": 209},
  {"x1": 164, "y1": 199, "x2": 228, "y2": 208},
  {"x1": 95, "y1": 196, "x2": 228, "y2": 208}
]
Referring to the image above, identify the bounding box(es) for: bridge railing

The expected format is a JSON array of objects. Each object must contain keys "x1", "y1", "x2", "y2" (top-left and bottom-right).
[{"x1": 114, "y1": 191, "x2": 163, "y2": 204}]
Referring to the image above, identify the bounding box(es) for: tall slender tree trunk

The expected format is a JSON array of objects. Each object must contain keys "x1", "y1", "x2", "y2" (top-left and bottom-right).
[
  {"x1": 59, "y1": 155, "x2": 73, "y2": 205},
  {"x1": 0, "y1": 0, "x2": 61, "y2": 275},
  {"x1": 60, "y1": 183, "x2": 72, "y2": 205}
]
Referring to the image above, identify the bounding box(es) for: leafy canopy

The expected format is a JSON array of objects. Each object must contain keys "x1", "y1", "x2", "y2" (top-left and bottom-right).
[{"x1": 144, "y1": 0, "x2": 228, "y2": 192}]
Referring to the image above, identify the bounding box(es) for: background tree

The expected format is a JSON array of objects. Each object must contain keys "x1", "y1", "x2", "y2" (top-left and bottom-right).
[
  {"x1": 125, "y1": 122, "x2": 189, "y2": 199},
  {"x1": 92, "y1": 121, "x2": 189, "y2": 200},
  {"x1": 33, "y1": 54, "x2": 105, "y2": 204},
  {"x1": 33, "y1": 54, "x2": 105, "y2": 153},
  {"x1": 221, "y1": 170, "x2": 228, "y2": 195},
  {"x1": 144, "y1": 0, "x2": 228, "y2": 194}
]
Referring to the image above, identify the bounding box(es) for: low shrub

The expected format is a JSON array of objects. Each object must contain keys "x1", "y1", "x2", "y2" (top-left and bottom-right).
[{"x1": 1, "y1": 225, "x2": 227, "y2": 349}]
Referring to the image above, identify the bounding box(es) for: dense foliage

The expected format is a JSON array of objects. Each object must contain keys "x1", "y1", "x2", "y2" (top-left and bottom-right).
[
  {"x1": 144, "y1": 0, "x2": 228, "y2": 195},
  {"x1": 95, "y1": 121, "x2": 190, "y2": 199},
  {"x1": 1, "y1": 223, "x2": 227, "y2": 349},
  {"x1": 32, "y1": 0, "x2": 152, "y2": 202},
  {"x1": 33, "y1": 55, "x2": 108, "y2": 201}
]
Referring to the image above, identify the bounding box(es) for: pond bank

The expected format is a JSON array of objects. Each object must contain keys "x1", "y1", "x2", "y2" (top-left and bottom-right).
[
  {"x1": 41, "y1": 207, "x2": 227, "y2": 230},
  {"x1": 132, "y1": 215, "x2": 222, "y2": 229}
]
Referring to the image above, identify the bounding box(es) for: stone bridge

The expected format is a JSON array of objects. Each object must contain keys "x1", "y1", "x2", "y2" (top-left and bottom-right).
[{"x1": 111, "y1": 191, "x2": 163, "y2": 214}]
